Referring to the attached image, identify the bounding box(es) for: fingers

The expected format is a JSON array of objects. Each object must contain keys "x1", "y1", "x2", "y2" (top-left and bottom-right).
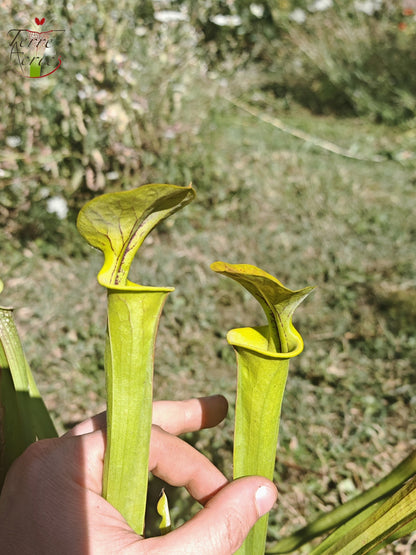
[
  {"x1": 52, "y1": 430, "x2": 107, "y2": 495},
  {"x1": 141, "y1": 477, "x2": 278, "y2": 555},
  {"x1": 57, "y1": 430, "x2": 276, "y2": 555},
  {"x1": 60, "y1": 424, "x2": 227, "y2": 502},
  {"x1": 65, "y1": 395, "x2": 228, "y2": 438},
  {"x1": 152, "y1": 395, "x2": 228, "y2": 435},
  {"x1": 64, "y1": 412, "x2": 106, "y2": 437},
  {"x1": 149, "y1": 426, "x2": 227, "y2": 504}
]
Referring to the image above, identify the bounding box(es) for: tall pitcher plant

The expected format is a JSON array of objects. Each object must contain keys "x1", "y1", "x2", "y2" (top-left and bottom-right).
[
  {"x1": 212, "y1": 262, "x2": 314, "y2": 555},
  {"x1": 77, "y1": 183, "x2": 195, "y2": 535}
]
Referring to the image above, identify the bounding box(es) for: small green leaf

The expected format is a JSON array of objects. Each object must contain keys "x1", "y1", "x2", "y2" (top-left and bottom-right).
[
  {"x1": 77, "y1": 184, "x2": 195, "y2": 287},
  {"x1": 157, "y1": 488, "x2": 172, "y2": 535}
]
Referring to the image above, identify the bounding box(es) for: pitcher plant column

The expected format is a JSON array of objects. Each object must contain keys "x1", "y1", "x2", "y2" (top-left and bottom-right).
[
  {"x1": 77, "y1": 183, "x2": 195, "y2": 535},
  {"x1": 212, "y1": 262, "x2": 313, "y2": 555}
]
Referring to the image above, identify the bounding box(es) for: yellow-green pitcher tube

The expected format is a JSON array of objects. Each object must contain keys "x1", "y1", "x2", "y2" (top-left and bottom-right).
[
  {"x1": 231, "y1": 326, "x2": 304, "y2": 555},
  {"x1": 102, "y1": 286, "x2": 171, "y2": 535}
]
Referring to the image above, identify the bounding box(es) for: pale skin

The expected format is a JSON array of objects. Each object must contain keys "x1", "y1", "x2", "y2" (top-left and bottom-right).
[{"x1": 0, "y1": 395, "x2": 277, "y2": 554}]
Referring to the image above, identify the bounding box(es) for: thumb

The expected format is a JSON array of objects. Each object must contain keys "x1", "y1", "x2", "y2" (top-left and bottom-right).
[{"x1": 142, "y1": 477, "x2": 277, "y2": 554}]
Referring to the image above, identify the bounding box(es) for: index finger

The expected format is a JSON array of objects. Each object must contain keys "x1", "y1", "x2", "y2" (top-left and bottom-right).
[
  {"x1": 65, "y1": 395, "x2": 228, "y2": 437},
  {"x1": 153, "y1": 395, "x2": 228, "y2": 435}
]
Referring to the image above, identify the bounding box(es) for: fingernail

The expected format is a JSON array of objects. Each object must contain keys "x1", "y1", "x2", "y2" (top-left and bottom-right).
[{"x1": 255, "y1": 485, "x2": 276, "y2": 517}]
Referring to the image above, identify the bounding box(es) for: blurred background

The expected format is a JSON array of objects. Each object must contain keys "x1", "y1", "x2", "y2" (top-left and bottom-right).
[{"x1": 1, "y1": 0, "x2": 415, "y2": 550}]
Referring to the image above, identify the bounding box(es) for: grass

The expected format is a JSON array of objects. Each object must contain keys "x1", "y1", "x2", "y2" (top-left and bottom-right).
[{"x1": 1, "y1": 96, "x2": 415, "y2": 551}]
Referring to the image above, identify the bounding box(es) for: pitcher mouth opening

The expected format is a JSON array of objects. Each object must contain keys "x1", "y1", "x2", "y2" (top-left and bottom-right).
[
  {"x1": 104, "y1": 281, "x2": 174, "y2": 293},
  {"x1": 227, "y1": 325, "x2": 304, "y2": 359}
]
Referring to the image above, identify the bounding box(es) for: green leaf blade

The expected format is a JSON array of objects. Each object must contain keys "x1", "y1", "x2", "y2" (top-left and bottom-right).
[
  {"x1": 268, "y1": 449, "x2": 416, "y2": 553},
  {"x1": 318, "y1": 475, "x2": 416, "y2": 555},
  {"x1": 0, "y1": 305, "x2": 57, "y2": 491}
]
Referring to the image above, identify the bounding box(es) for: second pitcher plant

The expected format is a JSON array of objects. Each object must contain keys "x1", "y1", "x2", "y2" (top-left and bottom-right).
[{"x1": 211, "y1": 262, "x2": 313, "y2": 554}]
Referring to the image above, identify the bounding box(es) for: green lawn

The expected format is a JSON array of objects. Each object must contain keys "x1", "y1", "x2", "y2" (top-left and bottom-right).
[{"x1": 1, "y1": 100, "x2": 415, "y2": 550}]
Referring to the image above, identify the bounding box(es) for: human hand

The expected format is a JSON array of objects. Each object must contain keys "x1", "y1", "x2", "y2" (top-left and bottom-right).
[{"x1": 0, "y1": 395, "x2": 277, "y2": 554}]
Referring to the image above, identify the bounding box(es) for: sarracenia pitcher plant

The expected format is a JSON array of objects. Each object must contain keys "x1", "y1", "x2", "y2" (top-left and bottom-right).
[
  {"x1": 0, "y1": 279, "x2": 57, "y2": 490},
  {"x1": 2, "y1": 187, "x2": 414, "y2": 552},
  {"x1": 77, "y1": 183, "x2": 195, "y2": 535},
  {"x1": 211, "y1": 262, "x2": 313, "y2": 555}
]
